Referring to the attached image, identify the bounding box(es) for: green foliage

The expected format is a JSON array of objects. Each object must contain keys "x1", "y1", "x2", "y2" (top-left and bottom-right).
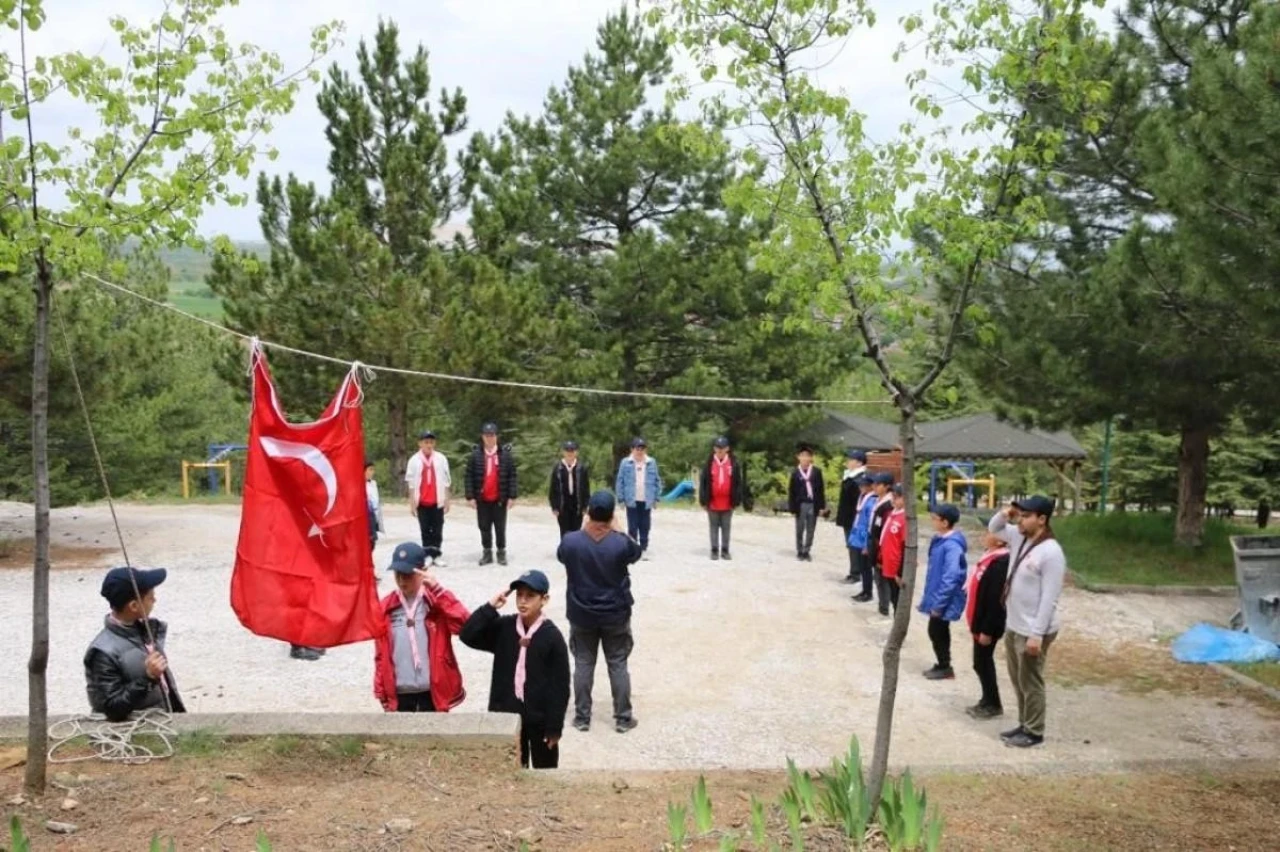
[
  {"x1": 8, "y1": 815, "x2": 30, "y2": 852},
  {"x1": 749, "y1": 795, "x2": 768, "y2": 847},
  {"x1": 666, "y1": 799, "x2": 688, "y2": 848},
  {"x1": 877, "y1": 770, "x2": 942, "y2": 852},
  {"x1": 816, "y1": 738, "x2": 872, "y2": 845},
  {"x1": 147, "y1": 836, "x2": 176, "y2": 852},
  {"x1": 1054, "y1": 513, "x2": 1239, "y2": 587},
  {"x1": 692, "y1": 774, "x2": 715, "y2": 835}
]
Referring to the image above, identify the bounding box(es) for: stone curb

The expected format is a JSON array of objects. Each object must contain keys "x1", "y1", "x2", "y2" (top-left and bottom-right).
[
  {"x1": 1070, "y1": 572, "x2": 1236, "y2": 597},
  {"x1": 1209, "y1": 663, "x2": 1280, "y2": 701},
  {"x1": 0, "y1": 711, "x2": 520, "y2": 745}
]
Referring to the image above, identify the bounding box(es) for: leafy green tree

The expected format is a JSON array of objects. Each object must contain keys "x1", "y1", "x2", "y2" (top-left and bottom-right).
[
  {"x1": 466, "y1": 8, "x2": 852, "y2": 470},
  {"x1": 650, "y1": 0, "x2": 1108, "y2": 808},
  {"x1": 0, "y1": 0, "x2": 336, "y2": 794},
  {"x1": 211, "y1": 20, "x2": 552, "y2": 480},
  {"x1": 960, "y1": 0, "x2": 1280, "y2": 547}
]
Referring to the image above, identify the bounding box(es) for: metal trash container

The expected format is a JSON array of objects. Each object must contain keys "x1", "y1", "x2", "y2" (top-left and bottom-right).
[{"x1": 1230, "y1": 536, "x2": 1280, "y2": 644}]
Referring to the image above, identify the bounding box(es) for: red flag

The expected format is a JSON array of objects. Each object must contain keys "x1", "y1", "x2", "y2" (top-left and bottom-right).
[{"x1": 230, "y1": 345, "x2": 385, "y2": 647}]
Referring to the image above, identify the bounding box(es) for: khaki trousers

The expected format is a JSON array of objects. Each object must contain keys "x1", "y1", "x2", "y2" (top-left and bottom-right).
[{"x1": 1004, "y1": 630, "x2": 1057, "y2": 736}]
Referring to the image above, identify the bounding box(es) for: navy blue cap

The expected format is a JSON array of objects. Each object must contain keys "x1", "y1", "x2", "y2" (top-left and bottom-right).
[
  {"x1": 587, "y1": 489, "x2": 616, "y2": 520},
  {"x1": 713, "y1": 435, "x2": 730, "y2": 448},
  {"x1": 892, "y1": 484, "x2": 904, "y2": 496},
  {"x1": 930, "y1": 503, "x2": 961, "y2": 525},
  {"x1": 481, "y1": 422, "x2": 499, "y2": 435},
  {"x1": 873, "y1": 472, "x2": 895, "y2": 485},
  {"x1": 101, "y1": 566, "x2": 167, "y2": 610},
  {"x1": 846, "y1": 449, "x2": 867, "y2": 462},
  {"x1": 1013, "y1": 495, "x2": 1056, "y2": 518},
  {"x1": 509, "y1": 569, "x2": 550, "y2": 594},
  {"x1": 388, "y1": 542, "x2": 427, "y2": 574},
  {"x1": 855, "y1": 473, "x2": 872, "y2": 486},
  {"x1": 417, "y1": 429, "x2": 437, "y2": 441},
  {"x1": 631, "y1": 437, "x2": 647, "y2": 449},
  {"x1": 562, "y1": 440, "x2": 579, "y2": 451}
]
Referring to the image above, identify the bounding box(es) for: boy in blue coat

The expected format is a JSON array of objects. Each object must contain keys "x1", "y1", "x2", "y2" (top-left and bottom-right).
[
  {"x1": 918, "y1": 503, "x2": 968, "y2": 680},
  {"x1": 846, "y1": 475, "x2": 876, "y2": 599}
]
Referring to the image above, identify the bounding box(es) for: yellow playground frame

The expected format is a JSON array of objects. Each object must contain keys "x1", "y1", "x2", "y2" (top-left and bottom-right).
[
  {"x1": 945, "y1": 476, "x2": 996, "y2": 509},
  {"x1": 181, "y1": 460, "x2": 232, "y2": 498}
]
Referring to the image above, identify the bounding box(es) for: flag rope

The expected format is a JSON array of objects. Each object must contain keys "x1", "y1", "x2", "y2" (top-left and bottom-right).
[{"x1": 82, "y1": 271, "x2": 888, "y2": 407}]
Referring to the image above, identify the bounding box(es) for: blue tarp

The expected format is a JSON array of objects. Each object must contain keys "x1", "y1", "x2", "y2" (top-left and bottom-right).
[
  {"x1": 1171, "y1": 622, "x2": 1280, "y2": 664},
  {"x1": 662, "y1": 480, "x2": 696, "y2": 502}
]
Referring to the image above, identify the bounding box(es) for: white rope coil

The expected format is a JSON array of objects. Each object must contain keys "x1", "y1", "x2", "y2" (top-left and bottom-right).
[{"x1": 47, "y1": 711, "x2": 177, "y2": 765}]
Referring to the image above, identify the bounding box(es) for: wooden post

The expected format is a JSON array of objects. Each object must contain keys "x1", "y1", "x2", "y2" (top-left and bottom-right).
[
  {"x1": 182, "y1": 461, "x2": 190, "y2": 499},
  {"x1": 223, "y1": 461, "x2": 232, "y2": 496},
  {"x1": 1073, "y1": 462, "x2": 1082, "y2": 514}
]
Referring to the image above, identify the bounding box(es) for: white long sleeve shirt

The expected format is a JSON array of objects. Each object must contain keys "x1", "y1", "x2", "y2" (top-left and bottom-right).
[{"x1": 988, "y1": 512, "x2": 1066, "y2": 640}]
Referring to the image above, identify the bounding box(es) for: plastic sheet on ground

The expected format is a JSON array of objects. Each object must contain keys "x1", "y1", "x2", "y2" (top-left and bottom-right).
[{"x1": 1171, "y1": 622, "x2": 1280, "y2": 664}]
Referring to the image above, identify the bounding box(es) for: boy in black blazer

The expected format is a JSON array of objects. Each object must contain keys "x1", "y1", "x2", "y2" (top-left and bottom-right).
[{"x1": 787, "y1": 444, "x2": 827, "y2": 561}]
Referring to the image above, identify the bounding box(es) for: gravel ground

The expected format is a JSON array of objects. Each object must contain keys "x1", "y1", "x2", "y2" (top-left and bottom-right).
[{"x1": 1, "y1": 500, "x2": 1276, "y2": 771}]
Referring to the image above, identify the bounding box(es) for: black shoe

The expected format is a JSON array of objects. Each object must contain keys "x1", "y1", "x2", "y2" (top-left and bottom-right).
[
  {"x1": 289, "y1": 646, "x2": 322, "y2": 661},
  {"x1": 711, "y1": 549, "x2": 720, "y2": 561},
  {"x1": 479, "y1": 550, "x2": 494, "y2": 566},
  {"x1": 923, "y1": 665, "x2": 955, "y2": 680},
  {"x1": 842, "y1": 575, "x2": 859, "y2": 584},
  {"x1": 573, "y1": 719, "x2": 590, "y2": 733},
  {"x1": 615, "y1": 717, "x2": 638, "y2": 734},
  {"x1": 497, "y1": 550, "x2": 508, "y2": 566},
  {"x1": 802, "y1": 553, "x2": 813, "y2": 562},
  {"x1": 1004, "y1": 731, "x2": 1044, "y2": 749},
  {"x1": 877, "y1": 608, "x2": 890, "y2": 617},
  {"x1": 721, "y1": 551, "x2": 732, "y2": 561},
  {"x1": 966, "y1": 703, "x2": 1004, "y2": 720},
  {"x1": 851, "y1": 592, "x2": 873, "y2": 603},
  {"x1": 1000, "y1": 725, "x2": 1026, "y2": 740}
]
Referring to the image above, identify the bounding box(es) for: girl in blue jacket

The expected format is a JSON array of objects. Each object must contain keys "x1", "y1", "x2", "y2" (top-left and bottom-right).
[
  {"x1": 846, "y1": 475, "x2": 877, "y2": 599},
  {"x1": 918, "y1": 503, "x2": 968, "y2": 680}
]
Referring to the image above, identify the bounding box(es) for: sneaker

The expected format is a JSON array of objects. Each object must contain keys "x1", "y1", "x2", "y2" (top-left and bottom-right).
[
  {"x1": 289, "y1": 646, "x2": 323, "y2": 661},
  {"x1": 851, "y1": 592, "x2": 873, "y2": 603},
  {"x1": 615, "y1": 717, "x2": 638, "y2": 734},
  {"x1": 1004, "y1": 731, "x2": 1044, "y2": 749},
  {"x1": 877, "y1": 608, "x2": 890, "y2": 617},
  {"x1": 711, "y1": 549, "x2": 720, "y2": 561},
  {"x1": 721, "y1": 551, "x2": 732, "y2": 561},
  {"x1": 923, "y1": 665, "x2": 955, "y2": 680},
  {"x1": 801, "y1": 553, "x2": 813, "y2": 562},
  {"x1": 497, "y1": 550, "x2": 508, "y2": 566},
  {"x1": 1000, "y1": 725, "x2": 1026, "y2": 740},
  {"x1": 842, "y1": 575, "x2": 859, "y2": 584},
  {"x1": 432, "y1": 555, "x2": 448, "y2": 569},
  {"x1": 965, "y1": 703, "x2": 1004, "y2": 720},
  {"x1": 478, "y1": 550, "x2": 494, "y2": 566},
  {"x1": 572, "y1": 719, "x2": 590, "y2": 733}
]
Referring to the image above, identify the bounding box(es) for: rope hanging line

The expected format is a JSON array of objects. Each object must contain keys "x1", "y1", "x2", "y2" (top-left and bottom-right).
[{"x1": 82, "y1": 271, "x2": 889, "y2": 407}]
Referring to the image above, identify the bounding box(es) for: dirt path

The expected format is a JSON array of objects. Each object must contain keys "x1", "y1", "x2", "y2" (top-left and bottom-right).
[{"x1": 0, "y1": 500, "x2": 1275, "y2": 774}]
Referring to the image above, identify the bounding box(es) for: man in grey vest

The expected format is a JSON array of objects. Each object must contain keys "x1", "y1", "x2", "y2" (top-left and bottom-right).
[{"x1": 84, "y1": 566, "x2": 186, "y2": 722}]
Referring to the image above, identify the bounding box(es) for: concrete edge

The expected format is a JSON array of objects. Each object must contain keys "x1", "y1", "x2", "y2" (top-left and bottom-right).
[
  {"x1": 0, "y1": 711, "x2": 520, "y2": 744},
  {"x1": 1209, "y1": 663, "x2": 1280, "y2": 701},
  {"x1": 1070, "y1": 572, "x2": 1236, "y2": 597}
]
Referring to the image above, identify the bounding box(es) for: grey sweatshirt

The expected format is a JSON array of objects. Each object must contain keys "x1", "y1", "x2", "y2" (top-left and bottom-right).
[{"x1": 987, "y1": 512, "x2": 1066, "y2": 639}]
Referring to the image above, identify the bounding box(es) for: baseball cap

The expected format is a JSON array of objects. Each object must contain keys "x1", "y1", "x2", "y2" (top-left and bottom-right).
[
  {"x1": 631, "y1": 437, "x2": 647, "y2": 449},
  {"x1": 930, "y1": 503, "x2": 961, "y2": 525},
  {"x1": 562, "y1": 440, "x2": 579, "y2": 451},
  {"x1": 892, "y1": 484, "x2": 903, "y2": 496},
  {"x1": 388, "y1": 542, "x2": 427, "y2": 574},
  {"x1": 481, "y1": 422, "x2": 499, "y2": 435},
  {"x1": 587, "y1": 490, "x2": 616, "y2": 521},
  {"x1": 1013, "y1": 495, "x2": 1056, "y2": 518},
  {"x1": 873, "y1": 472, "x2": 895, "y2": 485},
  {"x1": 855, "y1": 473, "x2": 872, "y2": 486},
  {"x1": 417, "y1": 429, "x2": 437, "y2": 441},
  {"x1": 101, "y1": 566, "x2": 167, "y2": 610},
  {"x1": 509, "y1": 569, "x2": 550, "y2": 595},
  {"x1": 846, "y1": 448, "x2": 868, "y2": 462},
  {"x1": 713, "y1": 436, "x2": 730, "y2": 448}
]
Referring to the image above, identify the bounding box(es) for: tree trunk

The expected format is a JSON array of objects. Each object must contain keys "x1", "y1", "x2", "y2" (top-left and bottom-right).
[
  {"x1": 1175, "y1": 424, "x2": 1210, "y2": 547},
  {"x1": 25, "y1": 262, "x2": 51, "y2": 795},
  {"x1": 387, "y1": 396, "x2": 409, "y2": 489},
  {"x1": 867, "y1": 403, "x2": 916, "y2": 811}
]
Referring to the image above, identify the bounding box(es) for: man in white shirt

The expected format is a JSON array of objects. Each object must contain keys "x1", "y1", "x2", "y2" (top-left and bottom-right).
[
  {"x1": 404, "y1": 430, "x2": 452, "y2": 567},
  {"x1": 988, "y1": 495, "x2": 1066, "y2": 749}
]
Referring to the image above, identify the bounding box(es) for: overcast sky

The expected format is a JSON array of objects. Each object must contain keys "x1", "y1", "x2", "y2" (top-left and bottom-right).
[{"x1": 22, "y1": 0, "x2": 1108, "y2": 240}]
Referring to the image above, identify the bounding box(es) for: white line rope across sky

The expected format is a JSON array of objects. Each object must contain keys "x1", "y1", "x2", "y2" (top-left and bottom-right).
[{"x1": 82, "y1": 271, "x2": 887, "y2": 407}]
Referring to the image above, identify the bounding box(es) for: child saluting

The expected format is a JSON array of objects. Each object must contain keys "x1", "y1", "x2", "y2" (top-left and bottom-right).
[{"x1": 461, "y1": 569, "x2": 571, "y2": 769}]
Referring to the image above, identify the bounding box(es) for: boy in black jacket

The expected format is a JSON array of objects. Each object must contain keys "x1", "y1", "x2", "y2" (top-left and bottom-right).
[
  {"x1": 787, "y1": 444, "x2": 828, "y2": 562},
  {"x1": 965, "y1": 532, "x2": 1010, "y2": 720},
  {"x1": 834, "y1": 449, "x2": 868, "y2": 582},
  {"x1": 461, "y1": 569, "x2": 571, "y2": 769}
]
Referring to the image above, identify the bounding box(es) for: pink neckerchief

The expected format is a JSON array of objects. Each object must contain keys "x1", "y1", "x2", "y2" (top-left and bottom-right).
[
  {"x1": 421, "y1": 451, "x2": 434, "y2": 486},
  {"x1": 714, "y1": 456, "x2": 731, "y2": 487},
  {"x1": 514, "y1": 614, "x2": 545, "y2": 702},
  {"x1": 798, "y1": 465, "x2": 814, "y2": 499},
  {"x1": 563, "y1": 460, "x2": 576, "y2": 495},
  {"x1": 395, "y1": 587, "x2": 428, "y2": 671},
  {"x1": 109, "y1": 614, "x2": 169, "y2": 697}
]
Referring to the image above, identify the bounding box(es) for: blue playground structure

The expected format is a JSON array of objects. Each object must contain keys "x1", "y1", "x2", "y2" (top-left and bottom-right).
[
  {"x1": 662, "y1": 479, "x2": 696, "y2": 502},
  {"x1": 927, "y1": 460, "x2": 977, "y2": 508},
  {"x1": 205, "y1": 443, "x2": 247, "y2": 493}
]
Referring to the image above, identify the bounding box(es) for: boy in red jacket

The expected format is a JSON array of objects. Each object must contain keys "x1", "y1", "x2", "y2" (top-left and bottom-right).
[
  {"x1": 877, "y1": 485, "x2": 906, "y2": 613},
  {"x1": 373, "y1": 542, "x2": 470, "y2": 712},
  {"x1": 965, "y1": 532, "x2": 1010, "y2": 719}
]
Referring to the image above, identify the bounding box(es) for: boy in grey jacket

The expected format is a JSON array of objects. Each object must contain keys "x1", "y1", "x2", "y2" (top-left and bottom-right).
[{"x1": 987, "y1": 495, "x2": 1065, "y2": 748}]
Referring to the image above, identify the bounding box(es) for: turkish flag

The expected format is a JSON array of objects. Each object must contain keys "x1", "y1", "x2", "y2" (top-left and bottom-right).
[{"x1": 230, "y1": 345, "x2": 385, "y2": 647}]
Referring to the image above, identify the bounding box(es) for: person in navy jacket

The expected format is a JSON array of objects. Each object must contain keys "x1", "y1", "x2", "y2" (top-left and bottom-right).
[{"x1": 918, "y1": 503, "x2": 968, "y2": 681}]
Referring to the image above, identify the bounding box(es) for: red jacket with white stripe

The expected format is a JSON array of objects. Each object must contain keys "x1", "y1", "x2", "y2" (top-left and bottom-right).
[
  {"x1": 373, "y1": 585, "x2": 470, "y2": 712},
  {"x1": 878, "y1": 508, "x2": 906, "y2": 579}
]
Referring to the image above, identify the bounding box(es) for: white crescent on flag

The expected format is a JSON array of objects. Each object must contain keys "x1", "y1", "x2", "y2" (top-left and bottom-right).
[{"x1": 259, "y1": 436, "x2": 339, "y2": 516}]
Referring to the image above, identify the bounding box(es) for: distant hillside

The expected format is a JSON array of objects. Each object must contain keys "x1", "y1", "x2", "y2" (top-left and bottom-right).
[{"x1": 157, "y1": 242, "x2": 269, "y2": 284}]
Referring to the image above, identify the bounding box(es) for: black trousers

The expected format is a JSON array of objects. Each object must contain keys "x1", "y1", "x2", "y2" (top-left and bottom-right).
[
  {"x1": 477, "y1": 500, "x2": 508, "y2": 550},
  {"x1": 927, "y1": 616, "x2": 952, "y2": 669},
  {"x1": 973, "y1": 638, "x2": 1002, "y2": 708},
  {"x1": 874, "y1": 568, "x2": 895, "y2": 614},
  {"x1": 396, "y1": 691, "x2": 436, "y2": 712},
  {"x1": 884, "y1": 579, "x2": 901, "y2": 612},
  {"x1": 416, "y1": 505, "x2": 444, "y2": 558},
  {"x1": 520, "y1": 721, "x2": 559, "y2": 769},
  {"x1": 853, "y1": 549, "x2": 872, "y2": 593},
  {"x1": 557, "y1": 507, "x2": 583, "y2": 539}
]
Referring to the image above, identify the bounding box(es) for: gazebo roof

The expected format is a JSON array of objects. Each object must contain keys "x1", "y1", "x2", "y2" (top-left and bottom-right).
[{"x1": 810, "y1": 411, "x2": 1087, "y2": 462}]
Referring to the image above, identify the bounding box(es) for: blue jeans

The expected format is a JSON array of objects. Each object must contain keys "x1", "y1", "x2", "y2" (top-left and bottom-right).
[{"x1": 626, "y1": 502, "x2": 652, "y2": 550}]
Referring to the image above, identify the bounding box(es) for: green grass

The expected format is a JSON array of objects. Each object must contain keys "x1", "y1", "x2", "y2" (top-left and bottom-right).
[
  {"x1": 169, "y1": 290, "x2": 223, "y2": 319},
  {"x1": 1053, "y1": 512, "x2": 1246, "y2": 587},
  {"x1": 1228, "y1": 662, "x2": 1280, "y2": 690}
]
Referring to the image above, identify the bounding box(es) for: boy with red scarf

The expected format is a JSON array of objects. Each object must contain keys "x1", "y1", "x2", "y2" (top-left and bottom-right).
[
  {"x1": 876, "y1": 485, "x2": 907, "y2": 612},
  {"x1": 965, "y1": 532, "x2": 1010, "y2": 719},
  {"x1": 373, "y1": 542, "x2": 470, "y2": 713},
  {"x1": 461, "y1": 569, "x2": 571, "y2": 769}
]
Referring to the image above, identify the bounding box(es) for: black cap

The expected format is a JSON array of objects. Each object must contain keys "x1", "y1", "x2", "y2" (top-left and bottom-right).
[
  {"x1": 418, "y1": 429, "x2": 437, "y2": 441},
  {"x1": 846, "y1": 448, "x2": 868, "y2": 462},
  {"x1": 892, "y1": 484, "x2": 903, "y2": 496},
  {"x1": 930, "y1": 503, "x2": 961, "y2": 525},
  {"x1": 101, "y1": 566, "x2": 167, "y2": 610},
  {"x1": 562, "y1": 440, "x2": 579, "y2": 451},
  {"x1": 873, "y1": 472, "x2": 895, "y2": 485},
  {"x1": 713, "y1": 436, "x2": 730, "y2": 448},
  {"x1": 364, "y1": 458, "x2": 375, "y2": 468},
  {"x1": 1013, "y1": 495, "x2": 1056, "y2": 518},
  {"x1": 481, "y1": 422, "x2": 499, "y2": 435},
  {"x1": 587, "y1": 489, "x2": 616, "y2": 521},
  {"x1": 631, "y1": 437, "x2": 647, "y2": 449},
  {"x1": 509, "y1": 569, "x2": 550, "y2": 595},
  {"x1": 388, "y1": 542, "x2": 427, "y2": 574}
]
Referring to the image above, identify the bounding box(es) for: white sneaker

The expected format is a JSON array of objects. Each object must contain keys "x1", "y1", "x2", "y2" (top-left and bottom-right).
[{"x1": 432, "y1": 556, "x2": 448, "y2": 569}]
